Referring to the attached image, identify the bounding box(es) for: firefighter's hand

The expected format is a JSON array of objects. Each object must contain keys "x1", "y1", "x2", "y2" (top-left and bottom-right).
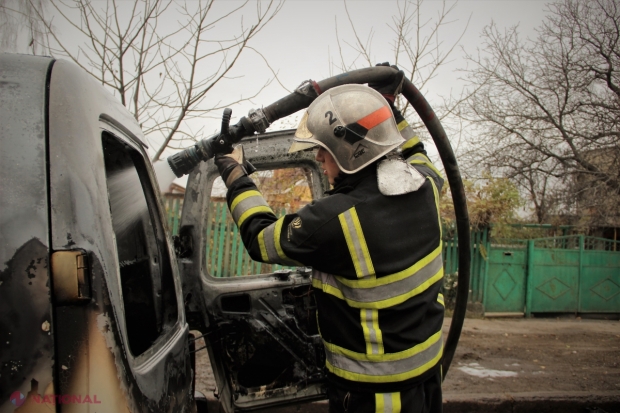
[
  {"x1": 368, "y1": 63, "x2": 405, "y2": 104},
  {"x1": 215, "y1": 145, "x2": 256, "y2": 188}
]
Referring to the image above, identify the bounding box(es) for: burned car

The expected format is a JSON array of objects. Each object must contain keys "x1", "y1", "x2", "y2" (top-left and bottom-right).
[
  {"x1": 0, "y1": 53, "x2": 329, "y2": 413},
  {"x1": 2, "y1": 52, "x2": 469, "y2": 413}
]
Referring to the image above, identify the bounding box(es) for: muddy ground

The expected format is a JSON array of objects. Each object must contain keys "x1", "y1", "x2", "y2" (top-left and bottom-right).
[
  {"x1": 440, "y1": 316, "x2": 620, "y2": 395},
  {"x1": 193, "y1": 316, "x2": 620, "y2": 402}
]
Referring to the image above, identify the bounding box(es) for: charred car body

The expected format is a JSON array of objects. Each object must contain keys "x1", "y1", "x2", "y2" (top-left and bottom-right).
[{"x1": 0, "y1": 54, "x2": 329, "y2": 413}]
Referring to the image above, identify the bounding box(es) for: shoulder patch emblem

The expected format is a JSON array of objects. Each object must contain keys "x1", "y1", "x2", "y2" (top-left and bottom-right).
[{"x1": 291, "y1": 217, "x2": 302, "y2": 229}]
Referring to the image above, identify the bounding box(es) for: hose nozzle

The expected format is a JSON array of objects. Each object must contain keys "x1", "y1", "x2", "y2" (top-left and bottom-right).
[
  {"x1": 167, "y1": 108, "x2": 264, "y2": 177},
  {"x1": 167, "y1": 139, "x2": 213, "y2": 178}
]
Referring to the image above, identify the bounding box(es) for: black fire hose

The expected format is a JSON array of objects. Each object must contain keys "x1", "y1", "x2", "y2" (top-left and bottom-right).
[{"x1": 167, "y1": 66, "x2": 470, "y2": 379}]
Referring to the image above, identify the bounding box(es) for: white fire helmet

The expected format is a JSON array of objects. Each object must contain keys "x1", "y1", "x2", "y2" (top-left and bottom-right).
[{"x1": 289, "y1": 84, "x2": 404, "y2": 174}]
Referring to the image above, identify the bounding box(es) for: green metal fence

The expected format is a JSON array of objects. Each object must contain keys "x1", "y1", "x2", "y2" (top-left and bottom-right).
[
  {"x1": 485, "y1": 235, "x2": 620, "y2": 316},
  {"x1": 442, "y1": 227, "x2": 490, "y2": 303},
  {"x1": 203, "y1": 201, "x2": 296, "y2": 277},
  {"x1": 163, "y1": 196, "x2": 183, "y2": 236}
]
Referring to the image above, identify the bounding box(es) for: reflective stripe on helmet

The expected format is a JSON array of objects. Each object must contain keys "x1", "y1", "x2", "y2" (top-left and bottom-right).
[
  {"x1": 230, "y1": 190, "x2": 274, "y2": 227},
  {"x1": 258, "y1": 217, "x2": 302, "y2": 266},
  {"x1": 375, "y1": 393, "x2": 401, "y2": 413},
  {"x1": 361, "y1": 308, "x2": 384, "y2": 355},
  {"x1": 339, "y1": 207, "x2": 376, "y2": 278},
  {"x1": 311, "y1": 245, "x2": 443, "y2": 309},
  {"x1": 357, "y1": 105, "x2": 392, "y2": 130},
  {"x1": 323, "y1": 330, "x2": 443, "y2": 383},
  {"x1": 342, "y1": 106, "x2": 393, "y2": 145}
]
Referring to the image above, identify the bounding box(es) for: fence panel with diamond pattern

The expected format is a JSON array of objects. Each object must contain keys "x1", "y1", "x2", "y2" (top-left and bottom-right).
[{"x1": 484, "y1": 235, "x2": 620, "y2": 316}]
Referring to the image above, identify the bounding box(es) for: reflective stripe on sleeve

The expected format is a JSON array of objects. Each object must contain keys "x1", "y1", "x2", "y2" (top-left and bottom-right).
[
  {"x1": 401, "y1": 135, "x2": 421, "y2": 149},
  {"x1": 375, "y1": 393, "x2": 401, "y2": 413},
  {"x1": 428, "y1": 177, "x2": 442, "y2": 238},
  {"x1": 230, "y1": 190, "x2": 274, "y2": 227},
  {"x1": 310, "y1": 245, "x2": 444, "y2": 309},
  {"x1": 339, "y1": 207, "x2": 375, "y2": 278},
  {"x1": 257, "y1": 217, "x2": 302, "y2": 266},
  {"x1": 407, "y1": 153, "x2": 443, "y2": 179},
  {"x1": 396, "y1": 120, "x2": 416, "y2": 141},
  {"x1": 324, "y1": 330, "x2": 443, "y2": 383},
  {"x1": 361, "y1": 309, "x2": 384, "y2": 355}
]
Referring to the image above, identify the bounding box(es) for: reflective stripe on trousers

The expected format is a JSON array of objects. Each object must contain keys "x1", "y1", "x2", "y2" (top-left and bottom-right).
[
  {"x1": 327, "y1": 369, "x2": 443, "y2": 413},
  {"x1": 323, "y1": 331, "x2": 443, "y2": 383}
]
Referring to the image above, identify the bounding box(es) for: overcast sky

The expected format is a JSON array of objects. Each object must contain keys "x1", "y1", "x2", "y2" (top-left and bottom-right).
[
  {"x1": 186, "y1": 0, "x2": 553, "y2": 173},
  {"x1": 175, "y1": 0, "x2": 553, "y2": 184},
  {"x1": 5, "y1": 0, "x2": 554, "y2": 175},
  {"x1": 185, "y1": 0, "x2": 553, "y2": 142}
]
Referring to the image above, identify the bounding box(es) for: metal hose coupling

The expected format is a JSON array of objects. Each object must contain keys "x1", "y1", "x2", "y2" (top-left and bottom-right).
[{"x1": 166, "y1": 108, "x2": 269, "y2": 178}]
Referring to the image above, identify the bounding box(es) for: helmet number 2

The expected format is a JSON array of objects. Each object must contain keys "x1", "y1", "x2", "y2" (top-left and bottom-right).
[{"x1": 325, "y1": 111, "x2": 337, "y2": 125}]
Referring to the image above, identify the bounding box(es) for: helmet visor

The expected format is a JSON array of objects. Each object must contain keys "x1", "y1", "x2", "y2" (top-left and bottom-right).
[{"x1": 289, "y1": 111, "x2": 319, "y2": 153}]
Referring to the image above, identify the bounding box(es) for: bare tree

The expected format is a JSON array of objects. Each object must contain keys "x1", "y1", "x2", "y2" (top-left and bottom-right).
[
  {"x1": 331, "y1": 0, "x2": 470, "y2": 142},
  {"x1": 0, "y1": 0, "x2": 48, "y2": 53},
  {"x1": 462, "y1": 0, "x2": 620, "y2": 226},
  {"x1": 32, "y1": 0, "x2": 284, "y2": 160}
]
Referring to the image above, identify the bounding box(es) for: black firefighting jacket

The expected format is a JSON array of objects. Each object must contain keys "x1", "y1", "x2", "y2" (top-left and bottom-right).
[{"x1": 224, "y1": 135, "x2": 445, "y2": 393}]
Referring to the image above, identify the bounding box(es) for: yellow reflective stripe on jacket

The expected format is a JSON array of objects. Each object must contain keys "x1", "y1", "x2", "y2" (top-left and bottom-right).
[
  {"x1": 237, "y1": 206, "x2": 273, "y2": 227},
  {"x1": 428, "y1": 177, "x2": 442, "y2": 238},
  {"x1": 323, "y1": 331, "x2": 443, "y2": 383},
  {"x1": 339, "y1": 207, "x2": 375, "y2": 278},
  {"x1": 407, "y1": 153, "x2": 443, "y2": 178},
  {"x1": 230, "y1": 190, "x2": 274, "y2": 227},
  {"x1": 437, "y1": 293, "x2": 445, "y2": 307},
  {"x1": 401, "y1": 136, "x2": 421, "y2": 150},
  {"x1": 311, "y1": 245, "x2": 444, "y2": 309},
  {"x1": 375, "y1": 393, "x2": 401, "y2": 413},
  {"x1": 258, "y1": 231, "x2": 269, "y2": 261},
  {"x1": 361, "y1": 309, "x2": 384, "y2": 355},
  {"x1": 396, "y1": 121, "x2": 416, "y2": 141},
  {"x1": 257, "y1": 217, "x2": 301, "y2": 266}
]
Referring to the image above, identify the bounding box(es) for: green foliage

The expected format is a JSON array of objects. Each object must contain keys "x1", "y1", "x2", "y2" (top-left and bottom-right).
[{"x1": 441, "y1": 172, "x2": 523, "y2": 237}]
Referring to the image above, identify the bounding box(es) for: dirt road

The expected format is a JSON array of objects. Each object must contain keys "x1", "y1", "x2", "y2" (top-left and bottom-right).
[
  {"x1": 193, "y1": 316, "x2": 620, "y2": 408},
  {"x1": 442, "y1": 317, "x2": 620, "y2": 395}
]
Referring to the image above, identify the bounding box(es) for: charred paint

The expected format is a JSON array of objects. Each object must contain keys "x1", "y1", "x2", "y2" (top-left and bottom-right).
[
  {"x1": 65, "y1": 233, "x2": 76, "y2": 248},
  {"x1": 0, "y1": 238, "x2": 54, "y2": 411},
  {"x1": 52, "y1": 252, "x2": 192, "y2": 413}
]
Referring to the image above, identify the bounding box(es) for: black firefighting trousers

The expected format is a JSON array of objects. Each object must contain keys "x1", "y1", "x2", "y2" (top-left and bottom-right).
[{"x1": 327, "y1": 371, "x2": 442, "y2": 413}]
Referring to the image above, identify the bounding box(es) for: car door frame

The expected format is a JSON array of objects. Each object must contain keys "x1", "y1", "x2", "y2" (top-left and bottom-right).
[{"x1": 179, "y1": 129, "x2": 330, "y2": 412}]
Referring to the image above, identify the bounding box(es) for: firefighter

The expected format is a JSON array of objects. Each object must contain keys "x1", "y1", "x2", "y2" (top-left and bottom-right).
[{"x1": 215, "y1": 82, "x2": 445, "y2": 413}]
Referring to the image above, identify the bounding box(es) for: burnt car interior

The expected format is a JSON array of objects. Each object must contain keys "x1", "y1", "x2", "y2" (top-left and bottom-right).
[
  {"x1": 202, "y1": 164, "x2": 327, "y2": 404},
  {"x1": 211, "y1": 283, "x2": 325, "y2": 398},
  {"x1": 102, "y1": 131, "x2": 178, "y2": 357}
]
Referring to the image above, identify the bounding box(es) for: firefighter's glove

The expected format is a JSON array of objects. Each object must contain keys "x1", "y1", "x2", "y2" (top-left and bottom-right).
[
  {"x1": 214, "y1": 145, "x2": 256, "y2": 188},
  {"x1": 368, "y1": 62, "x2": 405, "y2": 105}
]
